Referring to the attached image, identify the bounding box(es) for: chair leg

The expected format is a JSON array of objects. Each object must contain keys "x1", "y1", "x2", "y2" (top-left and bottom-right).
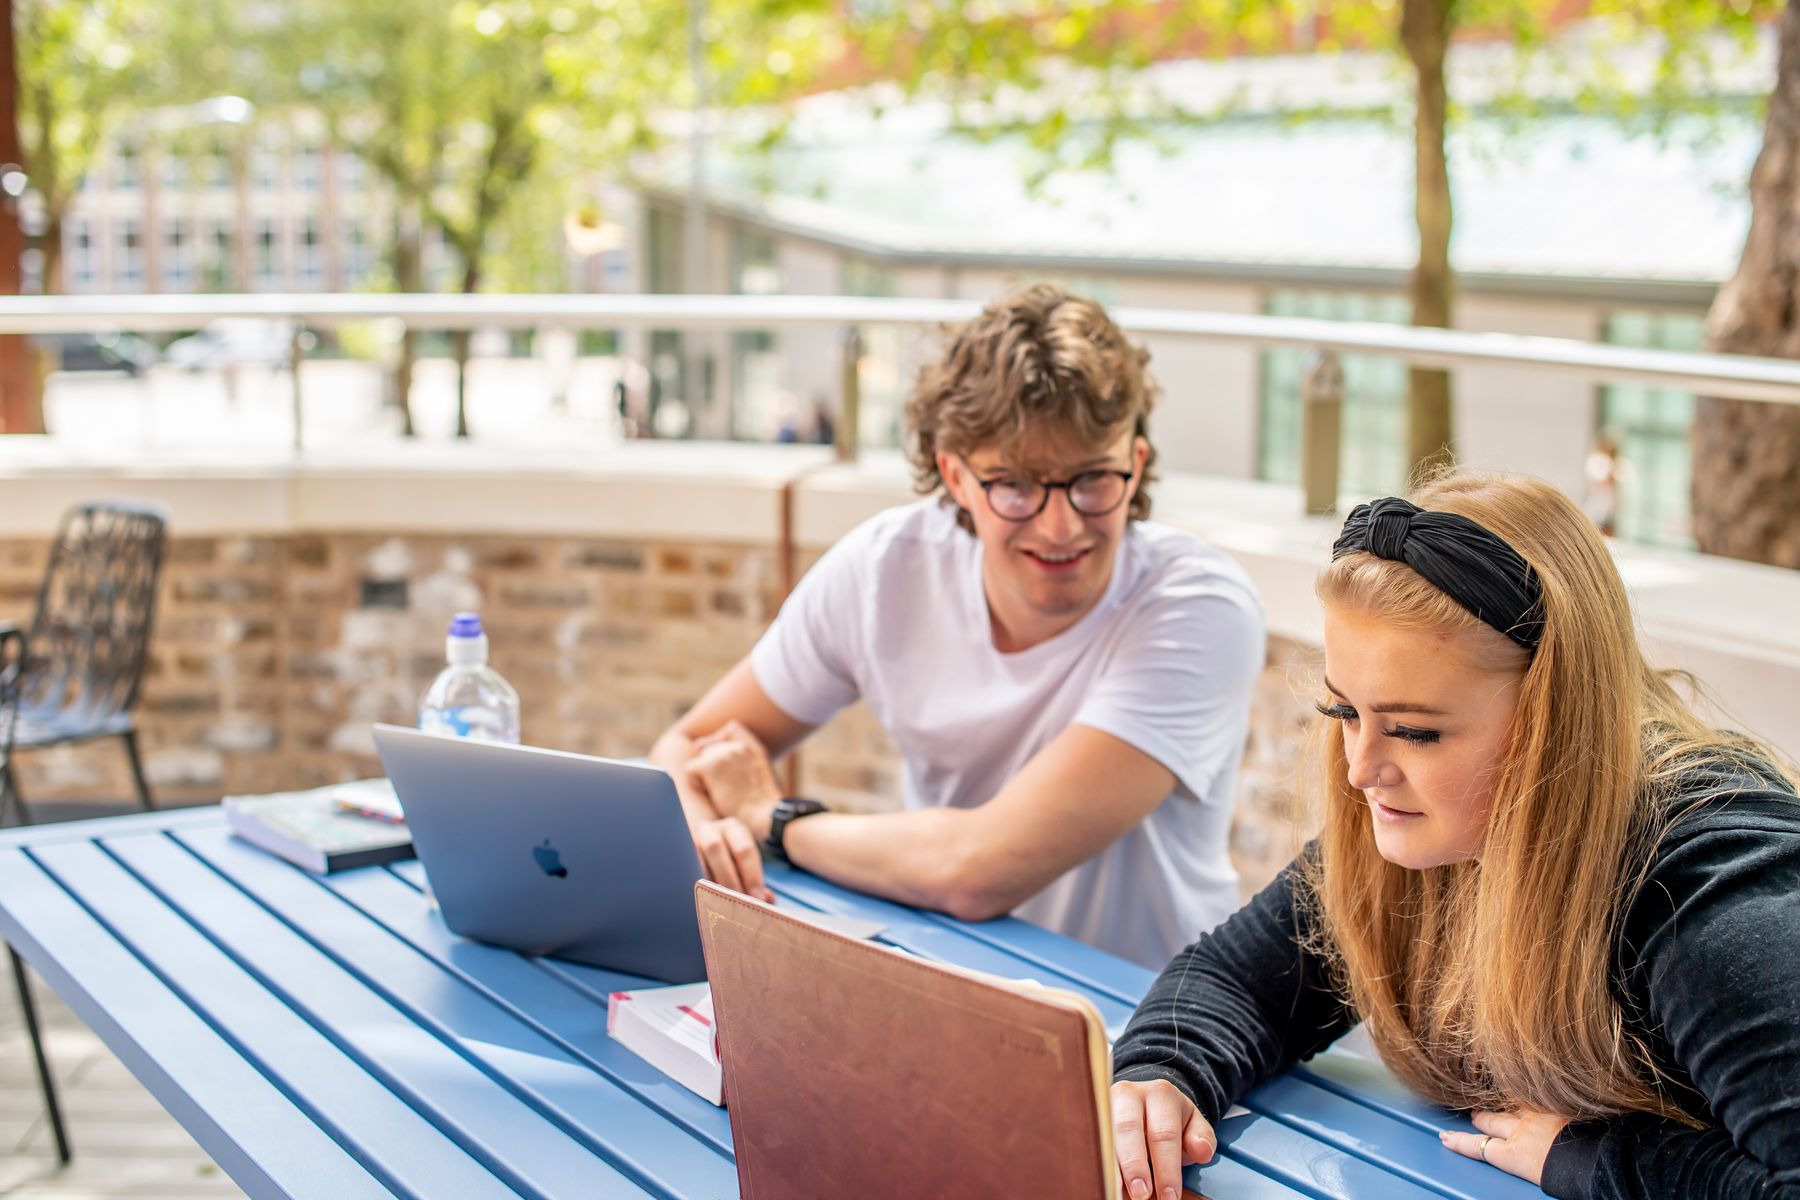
[
  {"x1": 121, "y1": 731, "x2": 155, "y2": 813},
  {"x1": 9, "y1": 946, "x2": 72, "y2": 1164},
  {"x1": 0, "y1": 764, "x2": 34, "y2": 828}
]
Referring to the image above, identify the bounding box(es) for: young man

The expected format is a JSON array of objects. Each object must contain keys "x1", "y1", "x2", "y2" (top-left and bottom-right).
[{"x1": 649, "y1": 284, "x2": 1264, "y2": 968}]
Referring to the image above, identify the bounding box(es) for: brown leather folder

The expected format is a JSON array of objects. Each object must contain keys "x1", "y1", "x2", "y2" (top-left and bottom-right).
[{"x1": 698, "y1": 880, "x2": 1140, "y2": 1199}]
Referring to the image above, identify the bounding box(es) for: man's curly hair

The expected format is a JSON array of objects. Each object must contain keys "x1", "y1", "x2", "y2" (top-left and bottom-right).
[{"x1": 903, "y1": 283, "x2": 1159, "y2": 533}]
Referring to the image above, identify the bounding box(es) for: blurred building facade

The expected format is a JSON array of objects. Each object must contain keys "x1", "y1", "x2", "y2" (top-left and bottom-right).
[{"x1": 52, "y1": 53, "x2": 1761, "y2": 552}]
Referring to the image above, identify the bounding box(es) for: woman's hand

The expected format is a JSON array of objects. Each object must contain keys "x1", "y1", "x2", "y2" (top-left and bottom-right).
[
  {"x1": 1110, "y1": 1079, "x2": 1215, "y2": 1200},
  {"x1": 1440, "y1": 1108, "x2": 1571, "y2": 1186}
]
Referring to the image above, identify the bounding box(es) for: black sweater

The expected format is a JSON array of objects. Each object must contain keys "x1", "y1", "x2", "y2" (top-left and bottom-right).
[{"x1": 1112, "y1": 759, "x2": 1800, "y2": 1199}]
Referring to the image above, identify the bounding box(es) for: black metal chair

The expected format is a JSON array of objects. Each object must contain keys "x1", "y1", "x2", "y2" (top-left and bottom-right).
[
  {"x1": 0, "y1": 501, "x2": 167, "y2": 828},
  {"x1": 1, "y1": 622, "x2": 72, "y2": 1163}
]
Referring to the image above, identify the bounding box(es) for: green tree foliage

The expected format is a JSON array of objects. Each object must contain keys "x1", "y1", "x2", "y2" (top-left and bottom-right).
[
  {"x1": 18, "y1": 0, "x2": 156, "y2": 293},
  {"x1": 240, "y1": 0, "x2": 836, "y2": 433},
  {"x1": 837, "y1": 0, "x2": 1778, "y2": 482}
]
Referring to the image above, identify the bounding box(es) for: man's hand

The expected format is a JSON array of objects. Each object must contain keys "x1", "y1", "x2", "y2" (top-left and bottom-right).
[
  {"x1": 689, "y1": 815, "x2": 775, "y2": 904},
  {"x1": 1440, "y1": 1109, "x2": 1570, "y2": 1186},
  {"x1": 687, "y1": 720, "x2": 783, "y2": 841},
  {"x1": 1111, "y1": 1080, "x2": 1215, "y2": 1200}
]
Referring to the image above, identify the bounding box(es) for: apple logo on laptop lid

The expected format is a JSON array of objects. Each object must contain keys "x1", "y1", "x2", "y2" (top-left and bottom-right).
[{"x1": 533, "y1": 839, "x2": 569, "y2": 879}]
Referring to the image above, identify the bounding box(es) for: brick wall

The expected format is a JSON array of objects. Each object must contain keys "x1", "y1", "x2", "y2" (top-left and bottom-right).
[
  {"x1": 2, "y1": 530, "x2": 1319, "y2": 896},
  {"x1": 3, "y1": 533, "x2": 779, "y2": 799}
]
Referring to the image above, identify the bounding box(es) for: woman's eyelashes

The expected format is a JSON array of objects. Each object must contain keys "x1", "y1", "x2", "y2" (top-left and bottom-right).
[{"x1": 1313, "y1": 700, "x2": 1442, "y2": 746}]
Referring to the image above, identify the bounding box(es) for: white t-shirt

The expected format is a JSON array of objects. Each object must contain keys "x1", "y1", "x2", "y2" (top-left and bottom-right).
[{"x1": 750, "y1": 498, "x2": 1266, "y2": 969}]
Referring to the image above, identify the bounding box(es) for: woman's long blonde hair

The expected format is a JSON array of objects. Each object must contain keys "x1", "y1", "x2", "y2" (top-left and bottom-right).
[{"x1": 1303, "y1": 472, "x2": 1793, "y2": 1123}]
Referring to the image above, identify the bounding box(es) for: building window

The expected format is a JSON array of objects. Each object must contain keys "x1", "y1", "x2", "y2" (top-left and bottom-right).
[
  {"x1": 296, "y1": 144, "x2": 322, "y2": 193},
  {"x1": 202, "y1": 219, "x2": 234, "y2": 291},
  {"x1": 649, "y1": 327, "x2": 689, "y2": 437},
  {"x1": 646, "y1": 206, "x2": 683, "y2": 294},
  {"x1": 1598, "y1": 311, "x2": 1705, "y2": 549},
  {"x1": 840, "y1": 256, "x2": 907, "y2": 448},
  {"x1": 731, "y1": 230, "x2": 781, "y2": 295},
  {"x1": 731, "y1": 330, "x2": 788, "y2": 439},
  {"x1": 160, "y1": 152, "x2": 187, "y2": 191},
  {"x1": 338, "y1": 151, "x2": 366, "y2": 192},
  {"x1": 298, "y1": 217, "x2": 324, "y2": 286},
  {"x1": 1000, "y1": 270, "x2": 1120, "y2": 307},
  {"x1": 1259, "y1": 290, "x2": 1410, "y2": 497},
  {"x1": 65, "y1": 217, "x2": 97, "y2": 290},
  {"x1": 253, "y1": 142, "x2": 281, "y2": 192},
  {"x1": 343, "y1": 220, "x2": 374, "y2": 286},
  {"x1": 163, "y1": 218, "x2": 192, "y2": 290},
  {"x1": 117, "y1": 219, "x2": 143, "y2": 287},
  {"x1": 422, "y1": 224, "x2": 453, "y2": 290},
  {"x1": 203, "y1": 139, "x2": 232, "y2": 189},
  {"x1": 254, "y1": 217, "x2": 280, "y2": 287},
  {"x1": 113, "y1": 143, "x2": 139, "y2": 191},
  {"x1": 728, "y1": 231, "x2": 783, "y2": 438},
  {"x1": 643, "y1": 209, "x2": 689, "y2": 434},
  {"x1": 842, "y1": 257, "x2": 896, "y2": 300}
]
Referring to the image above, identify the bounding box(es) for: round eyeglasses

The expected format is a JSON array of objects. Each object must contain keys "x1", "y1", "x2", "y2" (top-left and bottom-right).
[{"x1": 958, "y1": 455, "x2": 1136, "y2": 522}]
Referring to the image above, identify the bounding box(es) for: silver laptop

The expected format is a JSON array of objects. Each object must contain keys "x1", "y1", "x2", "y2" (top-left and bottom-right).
[{"x1": 370, "y1": 724, "x2": 707, "y2": 983}]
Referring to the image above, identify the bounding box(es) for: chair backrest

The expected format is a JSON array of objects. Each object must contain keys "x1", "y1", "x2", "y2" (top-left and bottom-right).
[{"x1": 25, "y1": 502, "x2": 168, "y2": 721}]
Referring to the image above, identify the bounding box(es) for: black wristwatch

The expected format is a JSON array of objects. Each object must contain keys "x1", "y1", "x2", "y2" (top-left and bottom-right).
[{"x1": 763, "y1": 797, "x2": 828, "y2": 862}]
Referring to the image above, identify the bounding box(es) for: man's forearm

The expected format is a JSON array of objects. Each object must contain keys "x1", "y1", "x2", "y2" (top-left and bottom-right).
[{"x1": 781, "y1": 807, "x2": 1022, "y2": 921}]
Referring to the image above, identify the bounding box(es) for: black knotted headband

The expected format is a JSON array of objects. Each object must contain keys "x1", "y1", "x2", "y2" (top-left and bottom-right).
[{"x1": 1332, "y1": 496, "x2": 1544, "y2": 652}]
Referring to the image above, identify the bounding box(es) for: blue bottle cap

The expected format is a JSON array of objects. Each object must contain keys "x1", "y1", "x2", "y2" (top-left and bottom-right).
[{"x1": 448, "y1": 612, "x2": 484, "y2": 639}]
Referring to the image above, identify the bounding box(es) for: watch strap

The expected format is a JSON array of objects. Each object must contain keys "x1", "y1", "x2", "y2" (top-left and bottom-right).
[{"x1": 764, "y1": 797, "x2": 828, "y2": 862}]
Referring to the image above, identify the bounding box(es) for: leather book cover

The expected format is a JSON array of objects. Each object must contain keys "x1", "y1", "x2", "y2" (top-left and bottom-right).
[{"x1": 697, "y1": 880, "x2": 1122, "y2": 1199}]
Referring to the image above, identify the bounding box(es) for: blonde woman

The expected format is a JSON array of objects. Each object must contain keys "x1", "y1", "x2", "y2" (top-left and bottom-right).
[{"x1": 1111, "y1": 475, "x2": 1800, "y2": 1199}]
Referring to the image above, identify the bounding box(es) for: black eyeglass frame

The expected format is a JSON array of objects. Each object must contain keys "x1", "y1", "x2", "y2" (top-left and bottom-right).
[{"x1": 956, "y1": 455, "x2": 1137, "y2": 523}]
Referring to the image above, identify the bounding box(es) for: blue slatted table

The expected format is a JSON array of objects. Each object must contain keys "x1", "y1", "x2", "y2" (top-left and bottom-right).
[{"x1": 0, "y1": 808, "x2": 1533, "y2": 1199}]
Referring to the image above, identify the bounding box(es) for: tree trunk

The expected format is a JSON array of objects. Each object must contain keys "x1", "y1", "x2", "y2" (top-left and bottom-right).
[
  {"x1": 452, "y1": 260, "x2": 480, "y2": 439},
  {"x1": 1693, "y1": 0, "x2": 1800, "y2": 568},
  {"x1": 40, "y1": 211, "x2": 63, "y2": 295},
  {"x1": 1401, "y1": 0, "x2": 1455, "y2": 482},
  {"x1": 231, "y1": 131, "x2": 252, "y2": 291},
  {"x1": 0, "y1": 0, "x2": 44, "y2": 434},
  {"x1": 391, "y1": 207, "x2": 420, "y2": 438}
]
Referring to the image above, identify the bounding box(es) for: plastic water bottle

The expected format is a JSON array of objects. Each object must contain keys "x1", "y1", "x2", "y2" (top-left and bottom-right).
[{"x1": 418, "y1": 612, "x2": 521, "y2": 744}]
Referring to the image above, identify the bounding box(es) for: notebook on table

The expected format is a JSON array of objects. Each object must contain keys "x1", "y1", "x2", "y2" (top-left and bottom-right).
[{"x1": 695, "y1": 880, "x2": 1207, "y2": 1199}]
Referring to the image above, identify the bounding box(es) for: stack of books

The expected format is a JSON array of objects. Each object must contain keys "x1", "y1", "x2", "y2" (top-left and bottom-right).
[
  {"x1": 607, "y1": 908, "x2": 888, "y2": 1106},
  {"x1": 224, "y1": 779, "x2": 413, "y2": 874}
]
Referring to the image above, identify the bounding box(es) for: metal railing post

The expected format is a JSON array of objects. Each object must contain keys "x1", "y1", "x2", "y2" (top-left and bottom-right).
[
  {"x1": 837, "y1": 324, "x2": 863, "y2": 463},
  {"x1": 1301, "y1": 349, "x2": 1344, "y2": 515}
]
